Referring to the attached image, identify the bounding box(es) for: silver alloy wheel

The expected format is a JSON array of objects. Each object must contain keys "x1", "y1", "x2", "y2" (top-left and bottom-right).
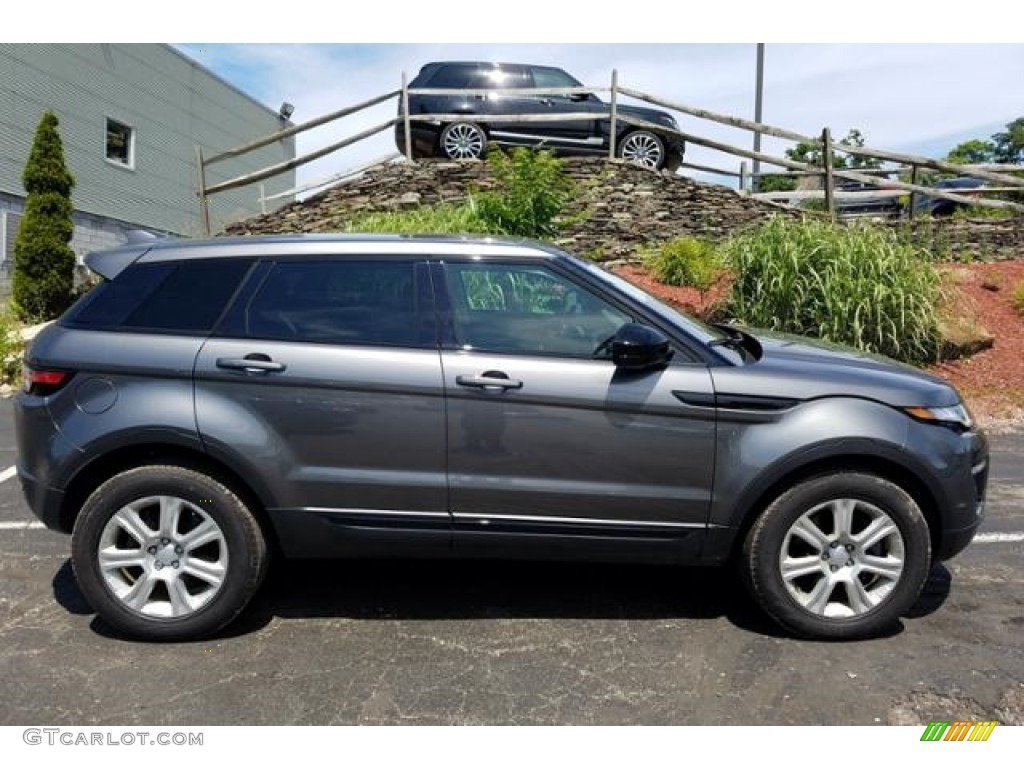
[
  {"x1": 779, "y1": 498, "x2": 905, "y2": 618},
  {"x1": 97, "y1": 496, "x2": 228, "y2": 618},
  {"x1": 619, "y1": 131, "x2": 664, "y2": 168},
  {"x1": 441, "y1": 123, "x2": 485, "y2": 159}
]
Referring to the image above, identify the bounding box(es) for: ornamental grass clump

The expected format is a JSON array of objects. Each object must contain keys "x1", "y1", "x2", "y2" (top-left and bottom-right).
[{"x1": 724, "y1": 217, "x2": 942, "y2": 364}]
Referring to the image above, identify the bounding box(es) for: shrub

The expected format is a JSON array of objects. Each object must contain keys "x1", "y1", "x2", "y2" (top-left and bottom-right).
[
  {"x1": 12, "y1": 111, "x2": 77, "y2": 324},
  {"x1": 474, "y1": 148, "x2": 575, "y2": 238},
  {"x1": 643, "y1": 236, "x2": 723, "y2": 292},
  {"x1": 1013, "y1": 281, "x2": 1024, "y2": 317},
  {"x1": 724, "y1": 217, "x2": 942, "y2": 364},
  {"x1": 0, "y1": 310, "x2": 24, "y2": 387},
  {"x1": 346, "y1": 148, "x2": 576, "y2": 241}
]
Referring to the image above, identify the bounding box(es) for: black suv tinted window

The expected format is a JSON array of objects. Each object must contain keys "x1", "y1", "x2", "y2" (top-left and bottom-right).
[
  {"x1": 65, "y1": 259, "x2": 252, "y2": 333},
  {"x1": 428, "y1": 64, "x2": 528, "y2": 89},
  {"x1": 427, "y1": 64, "x2": 478, "y2": 89},
  {"x1": 530, "y1": 66, "x2": 582, "y2": 90},
  {"x1": 246, "y1": 260, "x2": 425, "y2": 347}
]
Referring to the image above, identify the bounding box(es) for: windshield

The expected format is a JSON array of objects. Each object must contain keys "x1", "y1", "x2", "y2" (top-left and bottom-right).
[{"x1": 571, "y1": 258, "x2": 729, "y2": 345}]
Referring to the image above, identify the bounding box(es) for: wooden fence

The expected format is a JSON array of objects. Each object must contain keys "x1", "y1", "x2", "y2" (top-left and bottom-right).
[{"x1": 195, "y1": 71, "x2": 1024, "y2": 235}]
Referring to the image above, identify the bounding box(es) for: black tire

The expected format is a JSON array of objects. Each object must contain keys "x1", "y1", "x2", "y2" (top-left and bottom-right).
[
  {"x1": 71, "y1": 465, "x2": 268, "y2": 641},
  {"x1": 617, "y1": 130, "x2": 666, "y2": 170},
  {"x1": 742, "y1": 473, "x2": 931, "y2": 640},
  {"x1": 439, "y1": 122, "x2": 487, "y2": 160}
]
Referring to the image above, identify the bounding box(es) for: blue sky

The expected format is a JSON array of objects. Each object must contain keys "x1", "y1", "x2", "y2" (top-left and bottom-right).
[{"x1": 172, "y1": 42, "x2": 1023, "y2": 193}]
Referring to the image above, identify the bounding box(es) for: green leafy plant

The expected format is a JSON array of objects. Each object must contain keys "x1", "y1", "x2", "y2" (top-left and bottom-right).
[
  {"x1": 723, "y1": 217, "x2": 943, "y2": 364},
  {"x1": 474, "y1": 148, "x2": 575, "y2": 238},
  {"x1": 12, "y1": 111, "x2": 77, "y2": 324},
  {"x1": 0, "y1": 310, "x2": 25, "y2": 387},
  {"x1": 1013, "y1": 281, "x2": 1024, "y2": 317},
  {"x1": 643, "y1": 236, "x2": 723, "y2": 292}
]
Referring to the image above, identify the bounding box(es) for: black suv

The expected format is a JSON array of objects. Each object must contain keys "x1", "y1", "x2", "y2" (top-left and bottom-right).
[{"x1": 397, "y1": 62, "x2": 685, "y2": 171}]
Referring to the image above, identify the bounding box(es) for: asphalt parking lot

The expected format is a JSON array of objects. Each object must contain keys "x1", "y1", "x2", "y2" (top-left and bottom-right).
[{"x1": 0, "y1": 399, "x2": 1021, "y2": 726}]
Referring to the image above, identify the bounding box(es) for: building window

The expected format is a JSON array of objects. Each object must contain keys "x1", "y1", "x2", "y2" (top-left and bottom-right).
[{"x1": 105, "y1": 118, "x2": 134, "y2": 168}]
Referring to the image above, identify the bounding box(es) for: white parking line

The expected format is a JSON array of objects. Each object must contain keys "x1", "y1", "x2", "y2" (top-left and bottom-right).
[
  {"x1": 0, "y1": 521, "x2": 45, "y2": 530},
  {"x1": 0, "y1": 466, "x2": 17, "y2": 483},
  {"x1": 974, "y1": 532, "x2": 1024, "y2": 543}
]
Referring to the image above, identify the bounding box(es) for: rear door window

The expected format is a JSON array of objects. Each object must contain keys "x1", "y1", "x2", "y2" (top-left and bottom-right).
[{"x1": 243, "y1": 260, "x2": 431, "y2": 348}]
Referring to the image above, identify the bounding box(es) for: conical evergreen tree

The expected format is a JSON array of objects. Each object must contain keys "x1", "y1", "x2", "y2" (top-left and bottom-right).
[{"x1": 12, "y1": 110, "x2": 76, "y2": 323}]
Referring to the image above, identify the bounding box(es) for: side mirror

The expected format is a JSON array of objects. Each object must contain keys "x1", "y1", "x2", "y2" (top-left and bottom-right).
[{"x1": 608, "y1": 323, "x2": 673, "y2": 370}]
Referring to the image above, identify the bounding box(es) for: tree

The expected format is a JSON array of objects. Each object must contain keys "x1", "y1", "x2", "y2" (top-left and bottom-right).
[
  {"x1": 759, "y1": 128, "x2": 880, "y2": 192},
  {"x1": 992, "y1": 117, "x2": 1024, "y2": 164},
  {"x1": 946, "y1": 139, "x2": 996, "y2": 165},
  {"x1": 12, "y1": 111, "x2": 77, "y2": 324}
]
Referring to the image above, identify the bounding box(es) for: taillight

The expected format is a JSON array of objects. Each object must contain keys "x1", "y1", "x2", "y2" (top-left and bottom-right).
[{"x1": 22, "y1": 367, "x2": 71, "y2": 397}]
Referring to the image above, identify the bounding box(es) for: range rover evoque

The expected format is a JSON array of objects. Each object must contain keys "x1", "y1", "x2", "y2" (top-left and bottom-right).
[
  {"x1": 14, "y1": 234, "x2": 987, "y2": 641},
  {"x1": 396, "y1": 61, "x2": 685, "y2": 171}
]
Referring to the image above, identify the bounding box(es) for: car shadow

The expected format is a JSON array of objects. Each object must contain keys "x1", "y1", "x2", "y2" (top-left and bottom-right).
[{"x1": 51, "y1": 558, "x2": 951, "y2": 642}]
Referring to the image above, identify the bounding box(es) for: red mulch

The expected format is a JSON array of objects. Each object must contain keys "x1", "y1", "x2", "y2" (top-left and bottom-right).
[
  {"x1": 930, "y1": 261, "x2": 1024, "y2": 428},
  {"x1": 612, "y1": 261, "x2": 1024, "y2": 430}
]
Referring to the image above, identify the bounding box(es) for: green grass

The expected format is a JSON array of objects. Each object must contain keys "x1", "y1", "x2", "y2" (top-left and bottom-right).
[
  {"x1": 723, "y1": 217, "x2": 943, "y2": 364},
  {"x1": 642, "y1": 236, "x2": 723, "y2": 292},
  {"x1": 344, "y1": 202, "x2": 490, "y2": 235}
]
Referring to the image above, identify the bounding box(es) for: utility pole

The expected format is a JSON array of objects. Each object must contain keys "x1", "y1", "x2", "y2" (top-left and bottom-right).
[{"x1": 752, "y1": 43, "x2": 765, "y2": 192}]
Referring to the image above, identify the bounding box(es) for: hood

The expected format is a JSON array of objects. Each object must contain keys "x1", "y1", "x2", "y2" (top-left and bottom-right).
[
  {"x1": 616, "y1": 103, "x2": 676, "y2": 128},
  {"x1": 712, "y1": 329, "x2": 959, "y2": 409}
]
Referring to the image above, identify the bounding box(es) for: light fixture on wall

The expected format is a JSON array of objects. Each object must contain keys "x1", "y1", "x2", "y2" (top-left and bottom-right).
[{"x1": 278, "y1": 102, "x2": 295, "y2": 120}]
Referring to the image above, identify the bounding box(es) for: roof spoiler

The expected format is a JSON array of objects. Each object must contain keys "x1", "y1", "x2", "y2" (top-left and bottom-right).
[{"x1": 125, "y1": 229, "x2": 161, "y2": 244}]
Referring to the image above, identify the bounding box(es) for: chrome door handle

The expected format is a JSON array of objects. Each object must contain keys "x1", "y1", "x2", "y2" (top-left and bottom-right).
[
  {"x1": 216, "y1": 356, "x2": 286, "y2": 374},
  {"x1": 456, "y1": 373, "x2": 523, "y2": 391}
]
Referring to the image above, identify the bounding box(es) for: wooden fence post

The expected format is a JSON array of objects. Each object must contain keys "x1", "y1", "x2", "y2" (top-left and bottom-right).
[
  {"x1": 821, "y1": 127, "x2": 835, "y2": 220},
  {"x1": 401, "y1": 72, "x2": 414, "y2": 163},
  {"x1": 739, "y1": 161, "x2": 748, "y2": 194},
  {"x1": 195, "y1": 145, "x2": 211, "y2": 237},
  {"x1": 608, "y1": 69, "x2": 619, "y2": 161},
  {"x1": 908, "y1": 164, "x2": 918, "y2": 220}
]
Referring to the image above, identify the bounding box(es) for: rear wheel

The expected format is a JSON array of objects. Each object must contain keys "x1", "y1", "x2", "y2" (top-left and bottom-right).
[
  {"x1": 439, "y1": 122, "x2": 487, "y2": 160},
  {"x1": 742, "y1": 473, "x2": 931, "y2": 639},
  {"x1": 618, "y1": 130, "x2": 666, "y2": 169},
  {"x1": 71, "y1": 465, "x2": 268, "y2": 641}
]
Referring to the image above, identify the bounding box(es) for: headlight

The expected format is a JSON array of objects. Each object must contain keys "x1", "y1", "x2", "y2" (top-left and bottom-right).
[{"x1": 902, "y1": 403, "x2": 974, "y2": 431}]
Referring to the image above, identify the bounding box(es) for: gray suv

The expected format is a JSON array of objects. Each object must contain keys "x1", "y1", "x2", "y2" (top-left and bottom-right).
[{"x1": 14, "y1": 234, "x2": 988, "y2": 641}]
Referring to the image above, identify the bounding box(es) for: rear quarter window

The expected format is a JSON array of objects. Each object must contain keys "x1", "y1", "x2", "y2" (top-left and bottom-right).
[{"x1": 63, "y1": 259, "x2": 253, "y2": 334}]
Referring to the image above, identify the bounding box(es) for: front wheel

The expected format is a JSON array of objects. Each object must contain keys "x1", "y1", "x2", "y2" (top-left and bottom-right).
[
  {"x1": 742, "y1": 473, "x2": 932, "y2": 639},
  {"x1": 617, "y1": 130, "x2": 666, "y2": 169},
  {"x1": 71, "y1": 465, "x2": 268, "y2": 641}
]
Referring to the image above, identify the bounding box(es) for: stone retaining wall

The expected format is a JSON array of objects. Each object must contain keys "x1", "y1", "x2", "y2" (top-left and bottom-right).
[{"x1": 223, "y1": 157, "x2": 1023, "y2": 262}]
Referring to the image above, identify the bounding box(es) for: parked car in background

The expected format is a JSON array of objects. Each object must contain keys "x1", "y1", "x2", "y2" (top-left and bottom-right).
[
  {"x1": 834, "y1": 177, "x2": 904, "y2": 219},
  {"x1": 396, "y1": 61, "x2": 685, "y2": 171},
  {"x1": 15, "y1": 234, "x2": 987, "y2": 641},
  {"x1": 911, "y1": 177, "x2": 986, "y2": 217}
]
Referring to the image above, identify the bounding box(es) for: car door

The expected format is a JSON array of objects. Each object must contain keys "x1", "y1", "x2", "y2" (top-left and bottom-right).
[
  {"x1": 437, "y1": 259, "x2": 717, "y2": 561},
  {"x1": 194, "y1": 257, "x2": 449, "y2": 556},
  {"x1": 523, "y1": 65, "x2": 605, "y2": 148}
]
